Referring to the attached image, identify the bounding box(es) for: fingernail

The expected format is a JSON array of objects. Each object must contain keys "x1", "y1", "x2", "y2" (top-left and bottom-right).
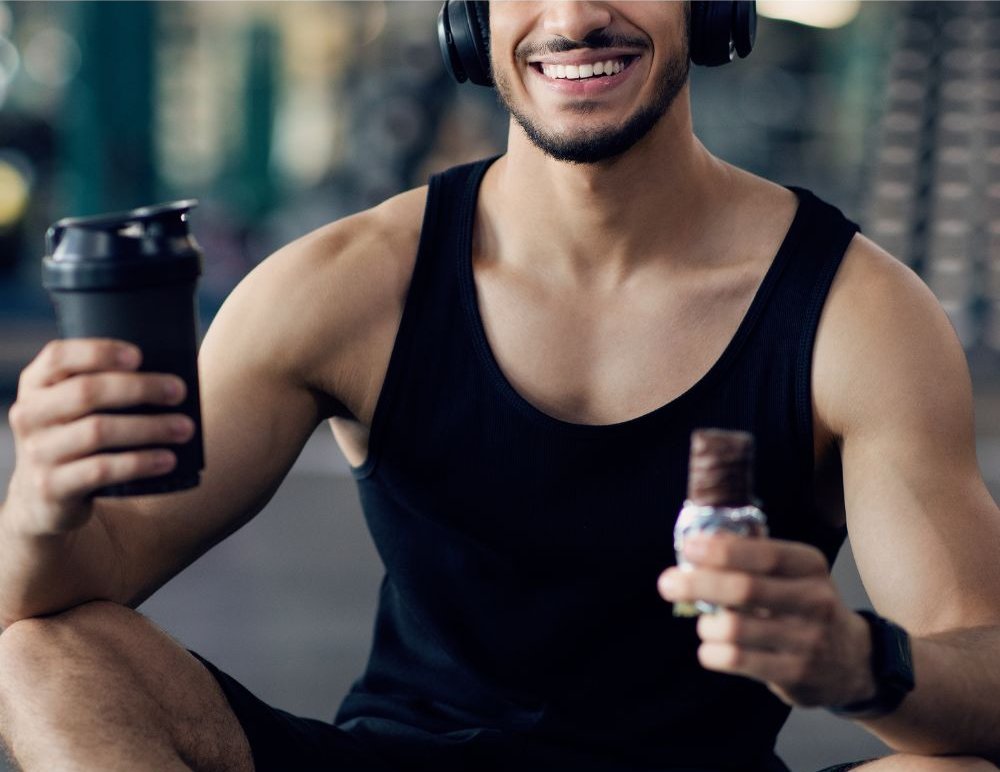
[
  {"x1": 118, "y1": 346, "x2": 140, "y2": 367},
  {"x1": 170, "y1": 416, "x2": 194, "y2": 440},
  {"x1": 153, "y1": 451, "x2": 176, "y2": 471},
  {"x1": 164, "y1": 379, "x2": 184, "y2": 402}
]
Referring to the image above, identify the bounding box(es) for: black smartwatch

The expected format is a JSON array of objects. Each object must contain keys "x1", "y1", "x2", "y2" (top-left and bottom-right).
[{"x1": 828, "y1": 610, "x2": 915, "y2": 719}]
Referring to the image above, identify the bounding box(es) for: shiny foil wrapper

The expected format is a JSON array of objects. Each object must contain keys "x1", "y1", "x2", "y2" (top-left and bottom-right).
[{"x1": 672, "y1": 500, "x2": 768, "y2": 617}]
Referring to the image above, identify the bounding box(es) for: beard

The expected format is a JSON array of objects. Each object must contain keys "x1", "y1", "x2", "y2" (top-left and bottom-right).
[{"x1": 493, "y1": 30, "x2": 691, "y2": 165}]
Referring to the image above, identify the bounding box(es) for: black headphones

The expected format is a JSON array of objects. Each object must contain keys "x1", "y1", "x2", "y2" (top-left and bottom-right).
[{"x1": 438, "y1": 1, "x2": 756, "y2": 87}]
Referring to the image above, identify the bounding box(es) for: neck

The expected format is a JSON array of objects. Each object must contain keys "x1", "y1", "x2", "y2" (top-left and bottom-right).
[{"x1": 481, "y1": 93, "x2": 732, "y2": 286}]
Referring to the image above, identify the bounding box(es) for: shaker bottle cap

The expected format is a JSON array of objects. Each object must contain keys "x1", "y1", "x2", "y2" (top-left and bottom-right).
[{"x1": 42, "y1": 200, "x2": 202, "y2": 291}]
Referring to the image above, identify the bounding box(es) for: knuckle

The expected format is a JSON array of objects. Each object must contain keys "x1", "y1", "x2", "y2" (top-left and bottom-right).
[
  {"x1": 732, "y1": 575, "x2": 757, "y2": 605},
  {"x1": 811, "y1": 550, "x2": 830, "y2": 574},
  {"x1": 762, "y1": 549, "x2": 782, "y2": 574},
  {"x1": 73, "y1": 377, "x2": 98, "y2": 409},
  {"x1": 21, "y1": 436, "x2": 43, "y2": 464},
  {"x1": 83, "y1": 415, "x2": 108, "y2": 448},
  {"x1": 41, "y1": 340, "x2": 66, "y2": 370},
  {"x1": 801, "y1": 628, "x2": 827, "y2": 663},
  {"x1": 801, "y1": 625, "x2": 823, "y2": 652},
  {"x1": 811, "y1": 587, "x2": 837, "y2": 619},
  {"x1": 86, "y1": 457, "x2": 113, "y2": 488},
  {"x1": 16, "y1": 367, "x2": 31, "y2": 393},
  {"x1": 725, "y1": 645, "x2": 746, "y2": 669},
  {"x1": 721, "y1": 612, "x2": 743, "y2": 642},
  {"x1": 33, "y1": 469, "x2": 55, "y2": 502},
  {"x1": 7, "y1": 402, "x2": 25, "y2": 432}
]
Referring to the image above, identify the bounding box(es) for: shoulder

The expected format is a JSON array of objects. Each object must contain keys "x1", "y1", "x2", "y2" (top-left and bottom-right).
[
  {"x1": 236, "y1": 185, "x2": 426, "y2": 320},
  {"x1": 812, "y1": 233, "x2": 971, "y2": 441},
  {"x1": 202, "y1": 186, "x2": 428, "y2": 409}
]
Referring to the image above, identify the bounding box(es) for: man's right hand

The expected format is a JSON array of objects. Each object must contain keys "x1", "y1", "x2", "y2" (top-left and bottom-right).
[{"x1": 4, "y1": 339, "x2": 194, "y2": 537}]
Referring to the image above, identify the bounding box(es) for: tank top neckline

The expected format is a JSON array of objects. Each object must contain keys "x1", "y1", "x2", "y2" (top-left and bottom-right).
[{"x1": 455, "y1": 157, "x2": 812, "y2": 438}]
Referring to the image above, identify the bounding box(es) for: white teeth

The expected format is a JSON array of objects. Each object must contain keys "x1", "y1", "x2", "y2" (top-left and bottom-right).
[{"x1": 539, "y1": 58, "x2": 626, "y2": 80}]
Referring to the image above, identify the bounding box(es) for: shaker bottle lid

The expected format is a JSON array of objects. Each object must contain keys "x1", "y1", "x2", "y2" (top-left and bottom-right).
[{"x1": 42, "y1": 200, "x2": 203, "y2": 291}]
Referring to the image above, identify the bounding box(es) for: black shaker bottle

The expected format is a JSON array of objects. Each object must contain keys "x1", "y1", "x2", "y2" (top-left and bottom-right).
[{"x1": 41, "y1": 200, "x2": 204, "y2": 496}]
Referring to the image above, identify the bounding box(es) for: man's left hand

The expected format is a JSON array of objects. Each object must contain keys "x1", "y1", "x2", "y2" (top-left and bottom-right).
[{"x1": 657, "y1": 533, "x2": 877, "y2": 708}]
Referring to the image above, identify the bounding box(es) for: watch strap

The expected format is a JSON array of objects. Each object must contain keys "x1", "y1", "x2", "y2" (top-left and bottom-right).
[{"x1": 828, "y1": 610, "x2": 915, "y2": 720}]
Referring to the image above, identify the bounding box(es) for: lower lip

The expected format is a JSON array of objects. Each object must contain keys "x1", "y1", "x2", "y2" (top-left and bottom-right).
[{"x1": 529, "y1": 59, "x2": 638, "y2": 97}]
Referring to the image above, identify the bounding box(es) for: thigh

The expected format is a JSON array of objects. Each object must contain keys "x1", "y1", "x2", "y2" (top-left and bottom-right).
[{"x1": 0, "y1": 601, "x2": 253, "y2": 771}]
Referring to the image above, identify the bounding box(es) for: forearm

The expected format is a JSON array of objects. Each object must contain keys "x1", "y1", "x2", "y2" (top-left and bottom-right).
[
  {"x1": 0, "y1": 499, "x2": 124, "y2": 629},
  {"x1": 859, "y1": 626, "x2": 1000, "y2": 761}
]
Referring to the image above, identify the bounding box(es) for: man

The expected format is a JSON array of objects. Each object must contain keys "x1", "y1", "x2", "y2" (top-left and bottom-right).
[{"x1": 0, "y1": 2, "x2": 998, "y2": 770}]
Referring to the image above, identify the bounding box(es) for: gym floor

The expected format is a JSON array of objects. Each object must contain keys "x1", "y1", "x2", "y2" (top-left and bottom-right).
[{"x1": 2, "y1": 368, "x2": 999, "y2": 771}]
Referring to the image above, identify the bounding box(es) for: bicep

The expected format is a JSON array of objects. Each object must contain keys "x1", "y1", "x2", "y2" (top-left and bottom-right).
[
  {"x1": 106, "y1": 259, "x2": 329, "y2": 606},
  {"x1": 816, "y1": 240, "x2": 1000, "y2": 634}
]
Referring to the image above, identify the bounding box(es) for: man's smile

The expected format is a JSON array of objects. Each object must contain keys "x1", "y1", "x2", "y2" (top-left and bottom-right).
[
  {"x1": 526, "y1": 53, "x2": 642, "y2": 95},
  {"x1": 535, "y1": 55, "x2": 637, "y2": 80}
]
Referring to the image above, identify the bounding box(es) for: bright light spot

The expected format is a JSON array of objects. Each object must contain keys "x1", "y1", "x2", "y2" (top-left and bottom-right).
[
  {"x1": 758, "y1": 0, "x2": 861, "y2": 29},
  {"x1": 0, "y1": 158, "x2": 30, "y2": 227},
  {"x1": 24, "y1": 27, "x2": 81, "y2": 88}
]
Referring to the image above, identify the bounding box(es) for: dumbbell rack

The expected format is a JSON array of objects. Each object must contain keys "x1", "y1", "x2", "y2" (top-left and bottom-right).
[{"x1": 866, "y1": 1, "x2": 1000, "y2": 353}]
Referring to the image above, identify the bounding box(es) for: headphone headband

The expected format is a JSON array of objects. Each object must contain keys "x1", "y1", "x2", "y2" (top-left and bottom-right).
[{"x1": 438, "y1": 0, "x2": 757, "y2": 87}]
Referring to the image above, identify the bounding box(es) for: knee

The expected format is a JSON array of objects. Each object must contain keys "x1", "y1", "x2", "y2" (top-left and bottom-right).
[
  {"x1": 862, "y1": 755, "x2": 1000, "y2": 771},
  {"x1": 0, "y1": 601, "x2": 139, "y2": 693},
  {"x1": 942, "y1": 759, "x2": 1000, "y2": 772}
]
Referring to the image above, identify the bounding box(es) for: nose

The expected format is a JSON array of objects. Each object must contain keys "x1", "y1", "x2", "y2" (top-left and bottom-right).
[{"x1": 541, "y1": 1, "x2": 614, "y2": 43}]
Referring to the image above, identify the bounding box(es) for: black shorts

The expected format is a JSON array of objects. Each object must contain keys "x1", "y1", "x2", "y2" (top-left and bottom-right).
[
  {"x1": 192, "y1": 652, "x2": 394, "y2": 772},
  {"x1": 193, "y1": 652, "x2": 877, "y2": 772}
]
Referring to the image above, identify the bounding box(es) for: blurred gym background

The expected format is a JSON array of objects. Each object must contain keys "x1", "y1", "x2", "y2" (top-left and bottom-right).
[{"x1": 1, "y1": 2, "x2": 999, "y2": 769}]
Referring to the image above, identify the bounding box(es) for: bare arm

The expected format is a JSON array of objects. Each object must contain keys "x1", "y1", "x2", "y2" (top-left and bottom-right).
[
  {"x1": 819, "y1": 237, "x2": 1000, "y2": 757},
  {"x1": 659, "y1": 234, "x2": 1000, "y2": 760},
  {"x1": 0, "y1": 193, "x2": 423, "y2": 626}
]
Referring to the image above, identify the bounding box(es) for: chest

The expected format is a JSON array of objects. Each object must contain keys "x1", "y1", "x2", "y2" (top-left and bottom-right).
[{"x1": 472, "y1": 260, "x2": 765, "y2": 426}]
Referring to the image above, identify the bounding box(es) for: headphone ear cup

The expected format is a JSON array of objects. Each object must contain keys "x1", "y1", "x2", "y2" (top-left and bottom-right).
[
  {"x1": 733, "y1": 1, "x2": 757, "y2": 59},
  {"x1": 470, "y1": 1, "x2": 492, "y2": 86},
  {"x1": 438, "y1": 1, "x2": 467, "y2": 83},
  {"x1": 688, "y1": 1, "x2": 712, "y2": 67},
  {"x1": 438, "y1": 0, "x2": 493, "y2": 87},
  {"x1": 690, "y1": 0, "x2": 756, "y2": 67}
]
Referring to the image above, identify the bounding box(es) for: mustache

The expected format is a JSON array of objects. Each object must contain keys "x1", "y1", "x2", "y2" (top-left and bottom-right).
[{"x1": 515, "y1": 30, "x2": 649, "y2": 59}]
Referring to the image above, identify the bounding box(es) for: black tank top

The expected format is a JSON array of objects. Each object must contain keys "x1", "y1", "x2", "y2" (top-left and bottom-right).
[{"x1": 336, "y1": 157, "x2": 860, "y2": 772}]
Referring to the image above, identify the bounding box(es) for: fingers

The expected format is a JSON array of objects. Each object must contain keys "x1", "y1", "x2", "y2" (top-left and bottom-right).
[
  {"x1": 682, "y1": 532, "x2": 829, "y2": 577},
  {"x1": 690, "y1": 606, "x2": 873, "y2": 708},
  {"x1": 40, "y1": 450, "x2": 179, "y2": 507},
  {"x1": 23, "y1": 413, "x2": 195, "y2": 465},
  {"x1": 12, "y1": 371, "x2": 186, "y2": 433},
  {"x1": 697, "y1": 609, "x2": 820, "y2": 654},
  {"x1": 659, "y1": 565, "x2": 837, "y2": 617},
  {"x1": 696, "y1": 642, "x2": 808, "y2": 691},
  {"x1": 6, "y1": 339, "x2": 193, "y2": 534},
  {"x1": 19, "y1": 339, "x2": 141, "y2": 390}
]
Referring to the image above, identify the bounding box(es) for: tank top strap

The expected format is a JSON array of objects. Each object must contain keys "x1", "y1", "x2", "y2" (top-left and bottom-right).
[
  {"x1": 356, "y1": 157, "x2": 497, "y2": 479},
  {"x1": 782, "y1": 186, "x2": 860, "y2": 471}
]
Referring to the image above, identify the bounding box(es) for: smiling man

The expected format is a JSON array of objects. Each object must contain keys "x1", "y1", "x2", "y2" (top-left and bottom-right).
[{"x1": 1, "y1": 2, "x2": 999, "y2": 772}]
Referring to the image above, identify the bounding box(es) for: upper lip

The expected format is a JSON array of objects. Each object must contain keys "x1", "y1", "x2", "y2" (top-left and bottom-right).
[{"x1": 526, "y1": 49, "x2": 642, "y2": 67}]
